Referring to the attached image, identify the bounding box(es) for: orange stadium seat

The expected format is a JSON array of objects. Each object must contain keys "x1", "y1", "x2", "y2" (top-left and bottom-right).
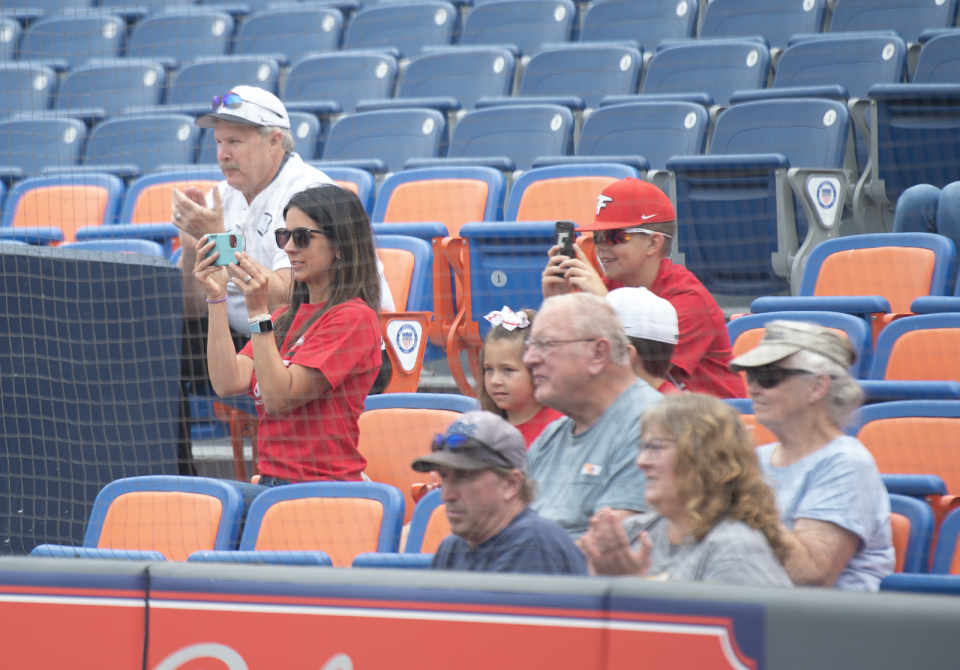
[
  {"x1": 406, "y1": 488, "x2": 451, "y2": 554},
  {"x1": 318, "y1": 166, "x2": 376, "y2": 213},
  {"x1": 888, "y1": 494, "x2": 934, "y2": 573}
]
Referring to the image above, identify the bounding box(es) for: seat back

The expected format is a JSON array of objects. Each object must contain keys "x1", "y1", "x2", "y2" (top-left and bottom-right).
[
  {"x1": 284, "y1": 52, "x2": 398, "y2": 114},
  {"x1": 358, "y1": 393, "x2": 477, "y2": 522},
  {"x1": 577, "y1": 101, "x2": 708, "y2": 171},
  {"x1": 505, "y1": 164, "x2": 640, "y2": 228},
  {"x1": 461, "y1": 0, "x2": 576, "y2": 55},
  {"x1": 62, "y1": 239, "x2": 167, "y2": 256},
  {"x1": 0, "y1": 116, "x2": 85, "y2": 178},
  {"x1": 322, "y1": 108, "x2": 446, "y2": 174},
  {"x1": 519, "y1": 45, "x2": 642, "y2": 110},
  {"x1": 372, "y1": 166, "x2": 505, "y2": 237},
  {"x1": 318, "y1": 166, "x2": 376, "y2": 213},
  {"x1": 235, "y1": 8, "x2": 343, "y2": 63},
  {"x1": 448, "y1": 104, "x2": 574, "y2": 171},
  {"x1": 913, "y1": 32, "x2": 960, "y2": 84},
  {"x1": 168, "y1": 56, "x2": 281, "y2": 108},
  {"x1": 55, "y1": 63, "x2": 166, "y2": 118},
  {"x1": 343, "y1": 2, "x2": 457, "y2": 57},
  {"x1": 850, "y1": 401, "x2": 960, "y2": 494},
  {"x1": 724, "y1": 399, "x2": 779, "y2": 447},
  {"x1": 800, "y1": 233, "x2": 955, "y2": 314},
  {"x1": 20, "y1": 14, "x2": 124, "y2": 70},
  {"x1": 0, "y1": 64, "x2": 54, "y2": 116},
  {"x1": 889, "y1": 493, "x2": 934, "y2": 573},
  {"x1": 643, "y1": 41, "x2": 770, "y2": 107},
  {"x1": 86, "y1": 475, "x2": 242, "y2": 562},
  {"x1": 871, "y1": 314, "x2": 960, "y2": 382},
  {"x1": 127, "y1": 11, "x2": 234, "y2": 65},
  {"x1": 400, "y1": 48, "x2": 515, "y2": 112},
  {"x1": 243, "y1": 481, "x2": 405, "y2": 567},
  {"x1": 85, "y1": 113, "x2": 199, "y2": 175},
  {"x1": 701, "y1": 0, "x2": 827, "y2": 50},
  {"x1": 580, "y1": 0, "x2": 697, "y2": 52},
  {"x1": 376, "y1": 235, "x2": 433, "y2": 312},
  {"x1": 2, "y1": 174, "x2": 123, "y2": 242},
  {"x1": 933, "y1": 506, "x2": 960, "y2": 574},
  {"x1": 405, "y1": 488, "x2": 451, "y2": 553},
  {"x1": 120, "y1": 170, "x2": 223, "y2": 226},
  {"x1": 829, "y1": 0, "x2": 958, "y2": 45}
]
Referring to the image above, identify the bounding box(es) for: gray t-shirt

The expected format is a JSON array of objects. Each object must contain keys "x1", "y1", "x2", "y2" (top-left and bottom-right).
[
  {"x1": 623, "y1": 514, "x2": 793, "y2": 587},
  {"x1": 528, "y1": 379, "x2": 662, "y2": 538},
  {"x1": 757, "y1": 436, "x2": 894, "y2": 592}
]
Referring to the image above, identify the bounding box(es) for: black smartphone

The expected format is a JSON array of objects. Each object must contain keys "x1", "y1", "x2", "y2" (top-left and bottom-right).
[{"x1": 555, "y1": 221, "x2": 576, "y2": 259}]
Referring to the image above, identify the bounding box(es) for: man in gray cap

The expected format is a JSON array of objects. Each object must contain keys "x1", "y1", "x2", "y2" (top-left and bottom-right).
[{"x1": 413, "y1": 411, "x2": 587, "y2": 575}]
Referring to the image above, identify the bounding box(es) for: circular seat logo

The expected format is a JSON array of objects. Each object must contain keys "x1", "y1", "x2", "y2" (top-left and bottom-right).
[
  {"x1": 817, "y1": 182, "x2": 837, "y2": 209},
  {"x1": 396, "y1": 324, "x2": 418, "y2": 354}
]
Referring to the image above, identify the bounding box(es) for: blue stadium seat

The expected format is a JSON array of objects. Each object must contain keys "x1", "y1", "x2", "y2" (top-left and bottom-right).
[
  {"x1": 79, "y1": 113, "x2": 200, "y2": 179},
  {"x1": 284, "y1": 51, "x2": 398, "y2": 115},
  {"x1": 97, "y1": 0, "x2": 194, "y2": 20},
  {"x1": 0, "y1": 0, "x2": 88, "y2": 22},
  {"x1": 235, "y1": 7, "x2": 343, "y2": 65},
  {"x1": 579, "y1": 0, "x2": 698, "y2": 52},
  {"x1": 478, "y1": 44, "x2": 642, "y2": 112},
  {"x1": 19, "y1": 13, "x2": 125, "y2": 71},
  {"x1": 196, "y1": 111, "x2": 319, "y2": 164},
  {"x1": 669, "y1": 98, "x2": 851, "y2": 296},
  {"x1": 913, "y1": 30, "x2": 960, "y2": 83},
  {"x1": 0, "y1": 64, "x2": 54, "y2": 117},
  {"x1": 889, "y1": 493, "x2": 935, "y2": 574},
  {"x1": 61, "y1": 238, "x2": 167, "y2": 256},
  {"x1": 532, "y1": 100, "x2": 708, "y2": 180},
  {"x1": 0, "y1": 115, "x2": 86, "y2": 182},
  {"x1": 317, "y1": 108, "x2": 446, "y2": 174},
  {"x1": 376, "y1": 233, "x2": 434, "y2": 313},
  {"x1": 356, "y1": 47, "x2": 516, "y2": 114},
  {"x1": 342, "y1": 2, "x2": 457, "y2": 58},
  {"x1": 127, "y1": 10, "x2": 235, "y2": 68},
  {"x1": 54, "y1": 62, "x2": 167, "y2": 123},
  {"x1": 460, "y1": 0, "x2": 576, "y2": 55},
  {"x1": 700, "y1": 0, "x2": 828, "y2": 50},
  {"x1": 0, "y1": 18, "x2": 17, "y2": 62},
  {"x1": 829, "y1": 0, "x2": 959, "y2": 45},
  {"x1": 407, "y1": 103, "x2": 574, "y2": 172},
  {"x1": 163, "y1": 56, "x2": 281, "y2": 116},
  {"x1": 318, "y1": 165, "x2": 376, "y2": 213}
]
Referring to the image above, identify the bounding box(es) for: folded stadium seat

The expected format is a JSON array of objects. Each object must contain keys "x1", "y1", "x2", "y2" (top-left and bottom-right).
[
  {"x1": 882, "y1": 505, "x2": 960, "y2": 593},
  {"x1": 317, "y1": 165, "x2": 376, "y2": 213},
  {"x1": 0, "y1": 173, "x2": 123, "y2": 245},
  {"x1": 315, "y1": 108, "x2": 446, "y2": 175},
  {"x1": 668, "y1": 98, "x2": 851, "y2": 299},
  {"x1": 579, "y1": 0, "x2": 698, "y2": 56},
  {"x1": 357, "y1": 393, "x2": 477, "y2": 522},
  {"x1": 61, "y1": 238, "x2": 167, "y2": 256},
  {"x1": 187, "y1": 482, "x2": 405, "y2": 567},
  {"x1": 459, "y1": 0, "x2": 577, "y2": 57},
  {"x1": 750, "y1": 233, "x2": 956, "y2": 338},
  {"x1": 0, "y1": 0, "x2": 88, "y2": 22},
  {"x1": 53, "y1": 62, "x2": 167, "y2": 125},
  {"x1": 474, "y1": 43, "x2": 643, "y2": 114},
  {"x1": 355, "y1": 47, "x2": 516, "y2": 115},
  {"x1": 723, "y1": 398, "x2": 780, "y2": 447},
  {"x1": 889, "y1": 493, "x2": 936, "y2": 574},
  {"x1": 0, "y1": 18, "x2": 17, "y2": 63},
  {"x1": 353, "y1": 487, "x2": 450, "y2": 568},
  {"x1": 730, "y1": 33, "x2": 907, "y2": 187},
  {"x1": 341, "y1": 2, "x2": 458, "y2": 59},
  {"x1": 375, "y1": 235, "x2": 434, "y2": 392},
  {"x1": 196, "y1": 111, "x2": 320, "y2": 166},
  {"x1": 0, "y1": 115, "x2": 86, "y2": 185},
  {"x1": 157, "y1": 56, "x2": 282, "y2": 116},
  {"x1": 75, "y1": 168, "x2": 222, "y2": 255},
  {"x1": 97, "y1": 0, "x2": 194, "y2": 21},
  {"x1": 126, "y1": 9, "x2": 235, "y2": 69},
  {"x1": 0, "y1": 64, "x2": 55, "y2": 118},
  {"x1": 852, "y1": 30, "x2": 960, "y2": 235},
  {"x1": 405, "y1": 103, "x2": 574, "y2": 173},
  {"x1": 700, "y1": 0, "x2": 828, "y2": 54},
  {"x1": 828, "y1": 0, "x2": 958, "y2": 47},
  {"x1": 283, "y1": 51, "x2": 398, "y2": 117},
  {"x1": 204, "y1": 0, "x2": 361, "y2": 17},
  {"x1": 30, "y1": 476, "x2": 242, "y2": 561},
  {"x1": 234, "y1": 7, "x2": 343, "y2": 66},
  {"x1": 18, "y1": 12, "x2": 125, "y2": 72}
]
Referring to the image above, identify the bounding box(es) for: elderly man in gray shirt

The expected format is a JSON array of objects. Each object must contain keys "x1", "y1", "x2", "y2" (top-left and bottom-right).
[{"x1": 522, "y1": 293, "x2": 662, "y2": 538}]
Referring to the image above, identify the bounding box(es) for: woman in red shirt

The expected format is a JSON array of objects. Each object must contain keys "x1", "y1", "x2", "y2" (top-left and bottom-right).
[{"x1": 194, "y1": 185, "x2": 382, "y2": 509}]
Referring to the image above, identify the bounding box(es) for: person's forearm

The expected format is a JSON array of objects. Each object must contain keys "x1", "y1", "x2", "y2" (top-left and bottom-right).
[
  {"x1": 180, "y1": 236, "x2": 209, "y2": 319},
  {"x1": 250, "y1": 331, "x2": 299, "y2": 415},
  {"x1": 263, "y1": 267, "x2": 291, "y2": 314},
  {"x1": 779, "y1": 528, "x2": 840, "y2": 587},
  {"x1": 205, "y1": 302, "x2": 247, "y2": 397}
]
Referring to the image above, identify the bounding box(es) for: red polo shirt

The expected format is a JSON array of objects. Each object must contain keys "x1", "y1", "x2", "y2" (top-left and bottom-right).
[{"x1": 605, "y1": 259, "x2": 747, "y2": 399}]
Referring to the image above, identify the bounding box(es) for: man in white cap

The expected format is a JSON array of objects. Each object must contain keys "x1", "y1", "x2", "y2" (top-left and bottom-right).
[{"x1": 606, "y1": 287, "x2": 684, "y2": 395}]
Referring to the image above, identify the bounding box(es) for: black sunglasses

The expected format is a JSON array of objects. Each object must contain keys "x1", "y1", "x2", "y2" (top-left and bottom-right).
[
  {"x1": 746, "y1": 366, "x2": 813, "y2": 389},
  {"x1": 431, "y1": 433, "x2": 513, "y2": 468},
  {"x1": 275, "y1": 227, "x2": 328, "y2": 249}
]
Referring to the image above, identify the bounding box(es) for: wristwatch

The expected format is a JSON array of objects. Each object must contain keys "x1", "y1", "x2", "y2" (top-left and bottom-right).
[{"x1": 250, "y1": 318, "x2": 274, "y2": 334}]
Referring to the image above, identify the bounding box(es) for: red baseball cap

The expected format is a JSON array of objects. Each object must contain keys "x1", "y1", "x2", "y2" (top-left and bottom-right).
[{"x1": 577, "y1": 178, "x2": 676, "y2": 231}]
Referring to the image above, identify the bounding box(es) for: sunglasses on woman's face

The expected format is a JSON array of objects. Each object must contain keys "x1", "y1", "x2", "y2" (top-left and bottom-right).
[
  {"x1": 593, "y1": 227, "x2": 674, "y2": 246},
  {"x1": 746, "y1": 366, "x2": 813, "y2": 389},
  {"x1": 275, "y1": 227, "x2": 327, "y2": 249}
]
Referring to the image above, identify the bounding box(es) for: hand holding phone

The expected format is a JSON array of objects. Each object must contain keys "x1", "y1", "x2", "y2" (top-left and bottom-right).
[
  {"x1": 204, "y1": 232, "x2": 243, "y2": 266},
  {"x1": 555, "y1": 220, "x2": 576, "y2": 259}
]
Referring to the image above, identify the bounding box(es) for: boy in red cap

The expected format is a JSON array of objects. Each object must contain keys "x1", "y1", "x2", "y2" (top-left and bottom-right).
[{"x1": 542, "y1": 178, "x2": 746, "y2": 399}]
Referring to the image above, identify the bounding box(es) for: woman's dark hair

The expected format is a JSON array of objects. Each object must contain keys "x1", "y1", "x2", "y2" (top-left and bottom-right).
[
  {"x1": 627, "y1": 335, "x2": 675, "y2": 379},
  {"x1": 273, "y1": 185, "x2": 381, "y2": 353}
]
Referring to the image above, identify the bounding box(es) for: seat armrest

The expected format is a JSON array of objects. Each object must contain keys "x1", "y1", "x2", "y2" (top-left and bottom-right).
[
  {"x1": 475, "y1": 95, "x2": 586, "y2": 112},
  {"x1": 312, "y1": 159, "x2": 389, "y2": 174},
  {"x1": 730, "y1": 85, "x2": 850, "y2": 105},
  {"x1": 372, "y1": 222, "x2": 449, "y2": 240},
  {"x1": 531, "y1": 155, "x2": 651, "y2": 171},
  {"x1": 355, "y1": 97, "x2": 461, "y2": 114},
  {"x1": 282, "y1": 100, "x2": 343, "y2": 117},
  {"x1": 404, "y1": 157, "x2": 517, "y2": 172},
  {"x1": 30, "y1": 545, "x2": 166, "y2": 561},
  {"x1": 910, "y1": 296, "x2": 960, "y2": 314},
  {"x1": 600, "y1": 92, "x2": 715, "y2": 108},
  {"x1": 859, "y1": 381, "x2": 960, "y2": 402},
  {"x1": 880, "y1": 474, "x2": 947, "y2": 497},
  {"x1": 0, "y1": 226, "x2": 65, "y2": 245},
  {"x1": 76, "y1": 223, "x2": 179, "y2": 242},
  {"x1": 751, "y1": 296, "x2": 891, "y2": 315}
]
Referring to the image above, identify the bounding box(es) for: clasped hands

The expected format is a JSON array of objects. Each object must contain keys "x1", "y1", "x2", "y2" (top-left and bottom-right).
[{"x1": 580, "y1": 507, "x2": 652, "y2": 577}]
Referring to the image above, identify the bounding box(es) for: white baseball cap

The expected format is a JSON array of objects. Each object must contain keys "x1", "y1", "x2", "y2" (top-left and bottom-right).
[
  {"x1": 606, "y1": 287, "x2": 679, "y2": 345},
  {"x1": 196, "y1": 85, "x2": 290, "y2": 130}
]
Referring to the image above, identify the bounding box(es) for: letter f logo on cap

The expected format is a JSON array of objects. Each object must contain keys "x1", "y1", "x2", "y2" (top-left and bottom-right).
[{"x1": 596, "y1": 194, "x2": 613, "y2": 215}]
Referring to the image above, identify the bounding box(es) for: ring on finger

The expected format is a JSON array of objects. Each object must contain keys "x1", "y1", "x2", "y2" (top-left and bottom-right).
[
  {"x1": 174, "y1": 212, "x2": 182, "y2": 220},
  {"x1": 243, "y1": 275, "x2": 252, "y2": 284}
]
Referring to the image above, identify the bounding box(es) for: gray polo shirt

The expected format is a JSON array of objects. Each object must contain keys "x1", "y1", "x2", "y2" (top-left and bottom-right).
[{"x1": 528, "y1": 379, "x2": 662, "y2": 538}]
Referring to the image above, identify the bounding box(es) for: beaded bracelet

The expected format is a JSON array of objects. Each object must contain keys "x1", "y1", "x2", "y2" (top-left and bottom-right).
[{"x1": 206, "y1": 296, "x2": 227, "y2": 304}]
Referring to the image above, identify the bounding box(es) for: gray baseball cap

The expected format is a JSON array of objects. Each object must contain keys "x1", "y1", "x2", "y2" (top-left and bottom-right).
[
  {"x1": 411, "y1": 411, "x2": 528, "y2": 475},
  {"x1": 729, "y1": 320, "x2": 856, "y2": 371}
]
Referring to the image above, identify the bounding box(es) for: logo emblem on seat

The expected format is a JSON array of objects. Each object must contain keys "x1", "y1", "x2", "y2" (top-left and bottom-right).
[
  {"x1": 596, "y1": 194, "x2": 613, "y2": 215},
  {"x1": 817, "y1": 182, "x2": 837, "y2": 209},
  {"x1": 396, "y1": 324, "x2": 418, "y2": 354}
]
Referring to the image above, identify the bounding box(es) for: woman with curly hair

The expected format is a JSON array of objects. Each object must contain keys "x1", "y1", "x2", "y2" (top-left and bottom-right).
[{"x1": 580, "y1": 393, "x2": 792, "y2": 587}]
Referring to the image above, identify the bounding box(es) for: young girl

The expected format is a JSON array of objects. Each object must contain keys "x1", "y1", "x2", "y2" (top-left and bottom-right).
[{"x1": 478, "y1": 306, "x2": 563, "y2": 447}]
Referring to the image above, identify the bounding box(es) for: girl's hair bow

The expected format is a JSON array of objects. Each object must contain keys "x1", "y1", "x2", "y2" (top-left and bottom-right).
[{"x1": 484, "y1": 306, "x2": 530, "y2": 331}]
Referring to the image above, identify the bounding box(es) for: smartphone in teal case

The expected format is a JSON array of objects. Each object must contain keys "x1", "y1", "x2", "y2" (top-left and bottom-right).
[{"x1": 205, "y1": 232, "x2": 243, "y2": 266}]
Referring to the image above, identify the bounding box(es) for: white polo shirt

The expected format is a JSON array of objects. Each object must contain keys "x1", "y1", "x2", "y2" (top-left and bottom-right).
[{"x1": 211, "y1": 152, "x2": 394, "y2": 333}]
